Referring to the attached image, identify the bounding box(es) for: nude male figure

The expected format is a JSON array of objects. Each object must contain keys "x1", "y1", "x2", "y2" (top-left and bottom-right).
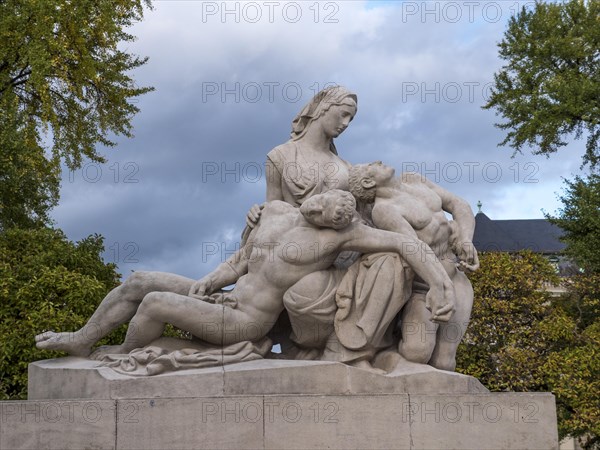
[
  {"x1": 36, "y1": 190, "x2": 456, "y2": 357},
  {"x1": 349, "y1": 162, "x2": 480, "y2": 371}
]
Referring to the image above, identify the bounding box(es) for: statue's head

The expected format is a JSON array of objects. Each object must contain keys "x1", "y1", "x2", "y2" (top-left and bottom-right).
[
  {"x1": 291, "y1": 86, "x2": 358, "y2": 154},
  {"x1": 349, "y1": 161, "x2": 395, "y2": 203},
  {"x1": 300, "y1": 189, "x2": 356, "y2": 230}
]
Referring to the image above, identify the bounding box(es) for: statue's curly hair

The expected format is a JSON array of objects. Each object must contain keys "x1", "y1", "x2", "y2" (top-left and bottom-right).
[
  {"x1": 348, "y1": 164, "x2": 376, "y2": 203},
  {"x1": 328, "y1": 190, "x2": 356, "y2": 228}
]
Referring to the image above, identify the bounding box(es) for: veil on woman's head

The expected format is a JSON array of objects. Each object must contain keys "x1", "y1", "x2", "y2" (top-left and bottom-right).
[{"x1": 290, "y1": 86, "x2": 357, "y2": 154}]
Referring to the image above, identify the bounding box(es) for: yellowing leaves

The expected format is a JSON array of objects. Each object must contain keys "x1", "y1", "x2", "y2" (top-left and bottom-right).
[{"x1": 458, "y1": 251, "x2": 600, "y2": 445}]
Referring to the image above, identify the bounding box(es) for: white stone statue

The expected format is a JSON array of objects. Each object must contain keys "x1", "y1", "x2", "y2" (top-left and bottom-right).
[
  {"x1": 35, "y1": 86, "x2": 478, "y2": 376},
  {"x1": 22, "y1": 87, "x2": 558, "y2": 450},
  {"x1": 36, "y1": 190, "x2": 454, "y2": 363}
]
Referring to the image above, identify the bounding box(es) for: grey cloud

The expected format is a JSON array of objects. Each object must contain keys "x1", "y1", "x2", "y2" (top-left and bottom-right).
[{"x1": 52, "y1": 1, "x2": 583, "y2": 280}]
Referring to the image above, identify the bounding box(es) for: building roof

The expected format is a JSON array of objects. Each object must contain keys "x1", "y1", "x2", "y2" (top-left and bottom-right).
[{"x1": 472, "y1": 212, "x2": 566, "y2": 253}]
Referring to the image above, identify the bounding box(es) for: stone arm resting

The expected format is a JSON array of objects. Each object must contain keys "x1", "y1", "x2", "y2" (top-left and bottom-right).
[
  {"x1": 340, "y1": 224, "x2": 456, "y2": 322},
  {"x1": 422, "y1": 178, "x2": 475, "y2": 240},
  {"x1": 189, "y1": 247, "x2": 249, "y2": 297},
  {"x1": 265, "y1": 158, "x2": 284, "y2": 202},
  {"x1": 423, "y1": 178, "x2": 479, "y2": 271}
]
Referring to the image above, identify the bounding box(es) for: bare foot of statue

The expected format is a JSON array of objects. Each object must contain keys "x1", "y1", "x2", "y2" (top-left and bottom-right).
[
  {"x1": 89, "y1": 345, "x2": 129, "y2": 360},
  {"x1": 34, "y1": 331, "x2": 92, "y2": 357}
]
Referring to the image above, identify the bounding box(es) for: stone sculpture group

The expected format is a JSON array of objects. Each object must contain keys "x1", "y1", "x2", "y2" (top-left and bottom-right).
[{"x1": 35, "y1": 86, "x2": 480, "y2": 375}]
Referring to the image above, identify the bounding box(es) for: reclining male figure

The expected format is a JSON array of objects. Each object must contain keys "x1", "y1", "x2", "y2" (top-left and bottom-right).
[
  {"x1": 348, "y1": 162, "x2": 479, "y2": 371},
  {"x1": 36, "y1": 190, "x2": 455, "y2": 357}
]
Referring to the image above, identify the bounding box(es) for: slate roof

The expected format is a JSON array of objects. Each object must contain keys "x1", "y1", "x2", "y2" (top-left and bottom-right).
[{"x1": 472, "y1": 212, "x2": 566, "y2": 254}]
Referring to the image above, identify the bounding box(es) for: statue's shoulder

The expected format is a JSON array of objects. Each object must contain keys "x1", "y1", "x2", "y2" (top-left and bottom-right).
[
  {"x1": 399, "y1": 171, "x2": 425, "y2": 184},
  {"x1": 263, "y1": 199, "x2": 295, "y2": 214},
  {"x1": 266, "y1": 141, "x2": 295, "y2": 166}
]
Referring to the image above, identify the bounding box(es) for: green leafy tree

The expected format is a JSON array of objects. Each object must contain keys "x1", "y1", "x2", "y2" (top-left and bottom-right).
[
  {"x1": 0, "y1": 98, "x2": 60, "y2": 228},
  {"x1": 0, "y1": 0, "x2": 153, "y2": 229},
  {"x1": 457, "y1": 251, "x2": 562, "y2": 391},
  {"x1": 0, "y1": 227, "x2": 122, "y2": 400},
  {"x1": 458, "y1": 252, "x2": 600, "y2": 448},
  {"x1": 546, "y1": 273, "x2": 600, "y2": 449},
  {"x1": 0, "y1": 226, "x2": 191, "y2": 400},
  {"x1": 547, "y1": 174, "x2": 600, "y2": 273},
  {"x1": 484, "y1": 0, "x2": 600, "y2": 167}
]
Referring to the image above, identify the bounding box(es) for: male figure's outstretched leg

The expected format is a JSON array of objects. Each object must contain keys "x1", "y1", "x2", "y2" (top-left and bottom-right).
[
  {"x1": 95, "y1": 291, "x2": 253, "y2": 355},
  {"x1": 35, "y1": 272, "x2": 195, "y2": 356}
]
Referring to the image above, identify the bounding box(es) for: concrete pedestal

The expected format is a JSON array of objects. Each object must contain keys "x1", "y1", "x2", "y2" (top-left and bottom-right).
[{"x1": 0, "y1": 358, "x2": 559, "y2": 449}]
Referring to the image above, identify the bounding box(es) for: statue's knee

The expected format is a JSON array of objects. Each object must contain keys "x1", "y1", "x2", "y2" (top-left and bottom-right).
[
  {"x1": 282, "y1": 289, "x2": 298, "y2": 312},
  {"x1": 399, "y1": 339, "x2": 432, "y2": 365},
  {"x1": 287, "y1": 272, "x2": 333, "y2": 307},
  {"x1": 126, "y1": 271, "x2": 149, "y2": 288},
  {"x1": 283, "y1": 288, "x2": 334, "y2": 349},
  {"x1": 430, "y1": 356, "x2": 456, "y2": 372},
  {"x1": 138, "y1": 292, "x2": 162, "y2": 315},
  {"x1": 123, "y1": 271, "x2": 153, "y2": 298}
]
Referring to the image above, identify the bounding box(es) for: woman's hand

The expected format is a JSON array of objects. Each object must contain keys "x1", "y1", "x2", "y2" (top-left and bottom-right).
[{"x1": 245, "y1": 203, "x2": 264, "y2": 229}]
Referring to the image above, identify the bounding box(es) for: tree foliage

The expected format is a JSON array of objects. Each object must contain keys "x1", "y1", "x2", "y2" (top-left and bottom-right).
[
  {"x1": 457, "y1": 251, "x2": 561, "y2": 391},
  {"x1": 0, "y1": 227, "x2": 122, "y2": 400},
  {"x1": 0, "y1": 98, "x2": 60, "y2": 228},
  {"x1": 484, "y1": 0, "x2": 600, "y2": 167},
  {"x1": 547, "y1": 173, "x2": 600, "y2": 273},
  {"x1": 457, "y1": 252, "x2": 600, "y2": 448},
  {"x1": 547, "y1": 273, "x2": 600, "y2": 449},
  {"x1": 0, "y1": 0, "x2": 153, "y2": 229}
]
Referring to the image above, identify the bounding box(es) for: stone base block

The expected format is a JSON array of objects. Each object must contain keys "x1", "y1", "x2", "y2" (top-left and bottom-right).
[
  {"x1": 13, "y1": 359, "x2": 557, "y2": 448},
  {"x1": 1, "y1": 393, "x2": 558, "y2": 449},
  {"x1": 28, "y1": 357, "x2": 488, "y2": 400},
  {"x1": 0, "y1": 400, "x2": 116, "y2": 450}
]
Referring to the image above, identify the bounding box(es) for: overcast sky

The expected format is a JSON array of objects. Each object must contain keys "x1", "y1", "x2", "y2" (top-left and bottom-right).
[{"x1": 51, "y1": 0, "x2": 589, "y2": 280}]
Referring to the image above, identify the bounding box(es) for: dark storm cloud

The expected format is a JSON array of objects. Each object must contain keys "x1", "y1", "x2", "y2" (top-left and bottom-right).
[{"x1": 52, "y1": 1, "x2": 585, "y2": 279}]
